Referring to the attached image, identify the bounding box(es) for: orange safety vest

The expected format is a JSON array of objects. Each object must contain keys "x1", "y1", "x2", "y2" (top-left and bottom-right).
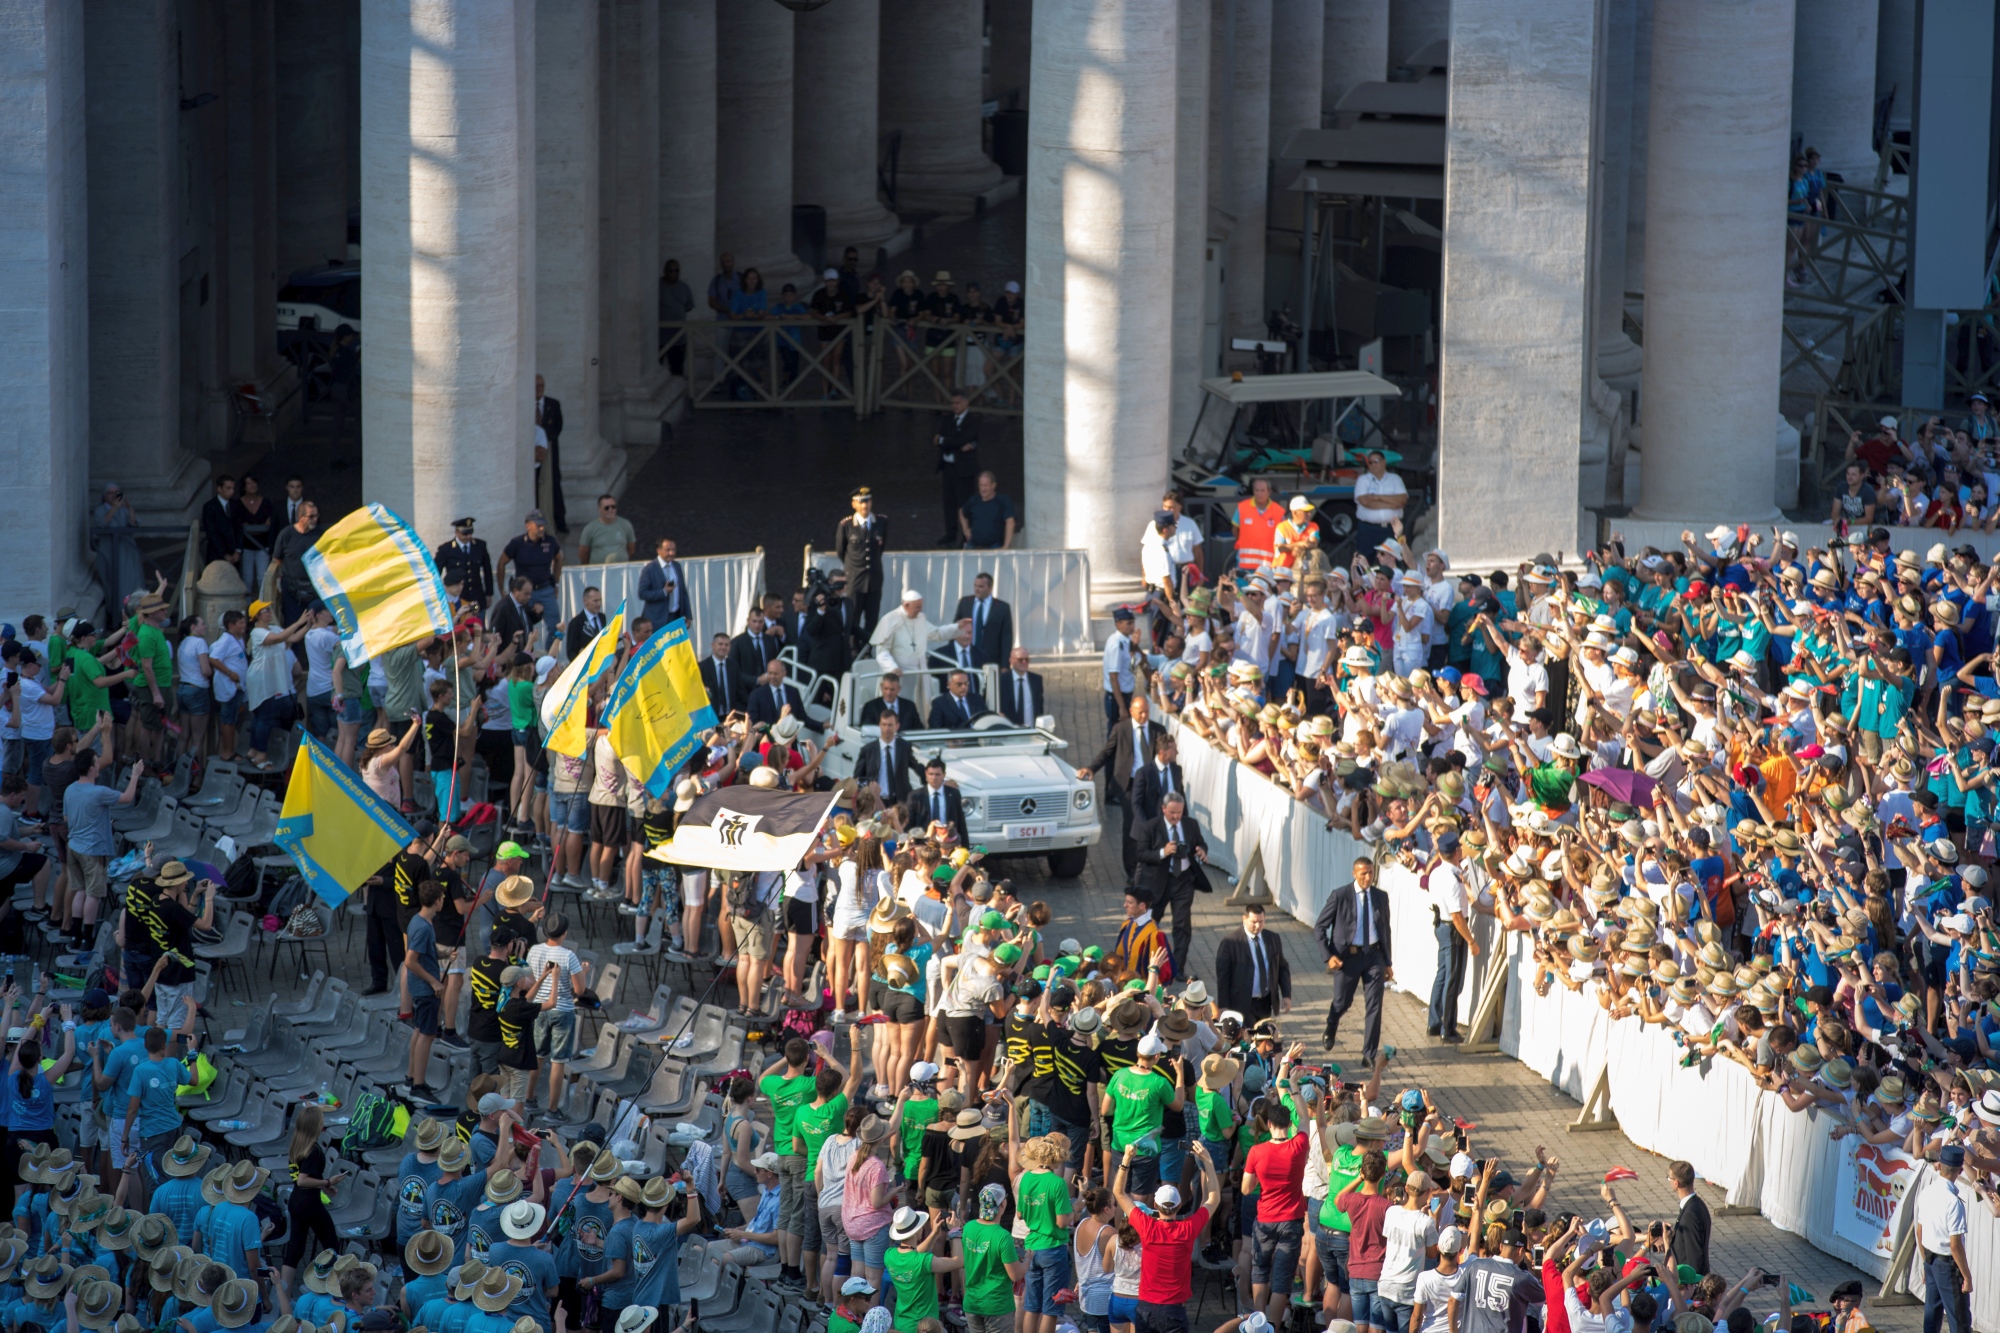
[
  {"x1": 1234, "y1": 500, "x2": 1284, "y2": 571},
  {"x1": 1272, "y1": 518, "x2": 1321, "y2": 568}
]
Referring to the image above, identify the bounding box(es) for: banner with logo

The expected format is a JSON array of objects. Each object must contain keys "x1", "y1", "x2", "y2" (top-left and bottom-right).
[
  {"x1": 1830, "y1": 1139, "x2": 1918, "y2": 1258},
  {"x1": 645, "y1": 787, "x2": 837, "y2": 872}
]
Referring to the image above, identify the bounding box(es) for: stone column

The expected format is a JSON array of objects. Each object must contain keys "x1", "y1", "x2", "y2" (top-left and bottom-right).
[
  {"x1": 1793, "y1": 0, "x2": 1877, "y2": 177},
  {"x1": 793, "y1": 0, "x2": 903, "y2": 254},
  {"x1": 85, "y1": 0, "x2": 208, "y2": 518},
  {"x1": 1025, "y1": 0, "x2": 1178, "y2": 600},
  {"x1": 536, "y1": 0, "x2": 623, "y2": 507},
  {"x1": 716, "y1": 0, "x2": 810, "y2": 293},
  {"x1": 1632, "y1": 0, "x2": 1793, "y2": 523},
  {"x1": 1436, "y1": 0, "x2": 1597, "y2": 564},
  {"x1": 658, "y1": 0, "x2": 715, "y2": 324},
  {"x1": 361, "y1": 0, "x2": 532, "y2": 540},
  {"x1": 1172, "y1": 0, "x2": 1213, "y2": 447},
  {"x1": 275, "y1": 0, "x2": 354, "y2": 278},
  {"x1": 0, "y1": 0, "x2": 98, "y2": 614},
  {"x1": 1323, "y1": 0, "x2": 1390, "y2": 116},
  {"x1": 1624, "y1": 0, "x2": 1651, "y2": 296},
  {"x1": 600, "y1": 0, "x2": 669, "y2": 448},
  {"x1": 1594, "y1": 0, "x2": 1641, "y2": 391},
  {"x1": 224, "y1": 0, "x2": 287, "y2": 406},
  {"x1": 989, "y1": 0, "x2": 1031, "y2": 111},
  {"x1": 1224, "y1": 0, "x2": 1272, "y2": 350},
  {"x1": 1877, "y1": 0, "x2": 1915, "y2": 133},
  {"x1": 1389, "y1": 0, "x2": 1448, "y2": 65},
  {"x1": 879, "y1": 0, "x2": 1005, "y2": 211},
  {"x1": 1271, "y1": 0, "x2": 1325, "y2": 148}
]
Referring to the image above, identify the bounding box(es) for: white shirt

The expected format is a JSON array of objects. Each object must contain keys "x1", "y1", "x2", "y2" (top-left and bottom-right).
[
  {"x1": 1293, "y1": 606, "x2": 1338, "y2": 678},
  {"x1": 176, "y1": 635, "x2": 211, "y2": 689},
  {"x1": 210, "y1": 632, "x2": 248, "y2": 702},
  {"x1": 526, "y1": 942, "x2": 585, "y2": 1010},
  {"x1": 1915, "y1": 1177, "x2": 1967, "y2": 1256},
  {"x1": 1353, "y1": 470, "x2": 1408, "y2": 522},
  {"x1": 1413, "y1": 1267, "x2": 1466, "y2": 1333},
  {"x1": 1392, "y1": 597, "x2": 1434, "y2": 655},
  {"x1": 13, "y1": 678, "x2": 52, "y2": 741},
  {"x1": 303, "y1": 626, "x2": 341, "y2": 696},
  {"x1": 1428, "y1": 860, "x2": 1468, "y2": 916},
  {"x1": 1101, "y1": 632, "x2": 1136, "y2": 692},
  {"x1": 1505, "y1": 651, "x2": 1548, "y2": 714},
  {"x1": 1377, "y1": 1205, "x2": 1439, "y2": 1301},
  {"x1": 1234, "y1": 609, "x2": 1272, "y2": 671},
  {"x1": 1421, "y1": 575, "x2": 1456, "y2": 647}
]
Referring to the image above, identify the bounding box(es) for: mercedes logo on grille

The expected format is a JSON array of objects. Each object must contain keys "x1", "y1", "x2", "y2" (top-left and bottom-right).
[{"x1": 1018, "y1": 797, "x2": 1038, "y2": 816}]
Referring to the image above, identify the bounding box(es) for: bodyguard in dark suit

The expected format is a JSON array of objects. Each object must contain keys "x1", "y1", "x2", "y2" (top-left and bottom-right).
[
  {"x1": 436, "y1": 519, "x2": 495, "y2": 609},
  {"x1": 925, "y1": 671, "x2": 987, "y2": 730},
  {"x1": 727, "y1": 609, "x2": 783, "y2": 700},
  {"x1": 564, "y1": 590, "x2": 611, "y2": 659},
  {"x1": 636, "y1": 538, "x2": 691, "y2": 631},
  {"x1": 200, "y1": 477, "x2": 241, "y2": 569},
  {"x1": 929, "y1": 629, "x2": 981, "y2": 681},
  {"x1": 834, "y1": 488, "x2": 888, "y2": 644},
  {"x1": 854, "y1": 713, "x2": 924, "y2": 804},
  {"x1": 859, "y1": 676, "x2": 923, "y2": 731},
  {"x1": 1076, "y1": 698, "x2": 1168, "y2": 884},
  {"x1": 1128, "y1": 733, "x2": 1186, "y2": 823},
  {"x1": 1315, "y1": 857, "x2": 1393, "y2": 1063},
  {"x1": 933, "y1": 393, "x2": 981, "y2": 544},
  {"x1": 747, "y1": 663, "x2": 813, "y2": 731},
  {"x1": 903, "y1": 760, "x2": 969, "y2": 845},
  {"x1": 803, "y1": 597, "x2": 853, "y2": 681},
  {"x1": 1214, "y1": 905, "x2": 1292, "y2": 1022},
  {"x1": 951, "y1": 573, "x2": 1013, "y2": 666},
  {"x1": 996, "y1": 649, "x2": 1045, "y2": 727},
  {"x1": 489, "y1": 580, "x2": 539, "y2": 648},
  {"x1": 534, "y1": 379, "x2": 567, "y2": 532},
  {"x1": 1133, "y1": 793, "x2": 1210, "y2": 977},
  {"x1": 699, "y1": 634, "x2": 737, "y2": 715},
  {"x1": 1667, "y1": 1166, "x2": 1712, "y2": 1277}
]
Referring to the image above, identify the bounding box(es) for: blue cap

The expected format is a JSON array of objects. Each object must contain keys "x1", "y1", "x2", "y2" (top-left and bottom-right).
[
  {"x1": 1436, "y1": 666, "x2": 1462, "y2": 683},
  {"x1": 1112, "y1": 607, "x2": 1136, "y2": 623},
  {"x1": 1940, "y1": 1145, "x2": 1967, "y2": 1168},
  {"x1": 1437, "y1": 831, "x2": 1461, "y2": 852},
  {"x1": 1399, "y1": 1088, "x2": 1424, "y2": 1111}
]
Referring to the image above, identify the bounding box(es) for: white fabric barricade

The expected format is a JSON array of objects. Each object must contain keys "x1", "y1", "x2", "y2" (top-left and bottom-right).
[
  {"x1": 882, "y1": 551, "x2": 1096, "y2": 657},
  {"x1": 557, "y1": 553, "x2": 765, "y2": 654}
]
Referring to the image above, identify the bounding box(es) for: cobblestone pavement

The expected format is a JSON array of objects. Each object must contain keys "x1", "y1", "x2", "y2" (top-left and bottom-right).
[{"x1": 241, "y1": 659, "x2": 1913, "y2": 1331}]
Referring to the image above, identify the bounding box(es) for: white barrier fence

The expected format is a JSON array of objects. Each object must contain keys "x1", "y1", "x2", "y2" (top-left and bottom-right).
[
  {"x1": 882, "y1": 551, "x2": 1098, "y2": 658},
  {"x1": 1173, "y1": 724, "x2": 2000, "y2": 1327},
  {"x1": 557, "y1": 552, "x2": 766, "y2": 651}
]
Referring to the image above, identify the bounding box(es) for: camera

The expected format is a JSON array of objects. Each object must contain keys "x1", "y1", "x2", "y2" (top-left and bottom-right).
[{"x1": 805, "y1": 566, "x2": 844, "y2": 608}]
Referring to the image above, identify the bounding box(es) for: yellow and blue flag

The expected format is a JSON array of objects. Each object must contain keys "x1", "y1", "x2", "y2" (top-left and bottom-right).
[
  {"x1": 601, "y1": 619, "x2": 718, "y2": 797},
  {"x1": 540, "y1": 601, "x2": 628, "y2": 758},
  {"x1": 304, "y1": 502, "x2": 453, "y2": 667},
  {"x1": 274, "y1": 733, "x2": 419, "y2": 907}
]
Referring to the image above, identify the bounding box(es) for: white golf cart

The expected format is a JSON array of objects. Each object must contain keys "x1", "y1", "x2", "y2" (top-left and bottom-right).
[{"x1": 778, "y1": 651, "x2": 1101, "y2": 878}]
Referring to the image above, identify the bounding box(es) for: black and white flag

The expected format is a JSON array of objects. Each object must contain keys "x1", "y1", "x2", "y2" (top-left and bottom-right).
[{"x1": 645, "y1": 786, "x2": 839, "y2": 872}]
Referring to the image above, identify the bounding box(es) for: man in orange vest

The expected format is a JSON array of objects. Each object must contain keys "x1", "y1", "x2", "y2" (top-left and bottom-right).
[
  {"x1": 1232, "y1": 478, "x2": 1284, "y2": 573},
  {"x1": 1273, "y1": 495, "x2": 1322, "y2": 572}
]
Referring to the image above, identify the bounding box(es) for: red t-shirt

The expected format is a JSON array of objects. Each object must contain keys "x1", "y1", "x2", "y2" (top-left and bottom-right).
[
  {"x1": 1335, "y1": 1187, "x2": 1394, "y2": 1279},
  {"x1": 1542, "y1": 1257, "x2": 1574, "y2": 1333},
  {"x1": 1130, "y1": 1205, "x2": 1211, "y2": 1305},
  {"x1": 1244, "y1": 1133, "x2": 1311, "y2": 1223}
]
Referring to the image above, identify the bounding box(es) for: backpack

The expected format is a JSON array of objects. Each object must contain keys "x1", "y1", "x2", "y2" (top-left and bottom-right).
[
  {"x1": 724, "y1": 873, "x2": 767, "y2": 925},
  {"x1": 341, "y1": 1091, "x2": 408, "y2": 1153}
]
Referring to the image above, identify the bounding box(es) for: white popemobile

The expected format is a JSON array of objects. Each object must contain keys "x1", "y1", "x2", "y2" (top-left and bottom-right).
[{"x1": 777, "y1": 652, "x2": 1101, "y2": 878}]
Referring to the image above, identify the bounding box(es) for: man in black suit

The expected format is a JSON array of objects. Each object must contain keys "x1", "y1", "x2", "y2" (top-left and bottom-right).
[
  {"x1": 925, "y1": 670, "x2": 986, "y2": 730},
  {"x1": 1128, "y1": 732, "x2": 1186, "y2": 824},
  {"x1": 996, "y1": 647, "x2": 1045, "y2": 727},
  {"x1": 854, "y1": 712, "x2": 924, "y2": 805},
  {"x1": 699, "y1": 633, "x2": 736, "y2": 715},
  {"x1": 929, "y1": 620, "x2": 981, "y2": 681},
  {"x1": 1315, "y1": 855, "x2": 1393, "y2": 1063},
  {"x1": 747, "y1": 659, "x2": 814, "y2": 731},
  {"x1": 803, "y1": 578, "x2": 853, "y2": 681},
  {"x1": 859, "y1": 673, "x2": 923, "y2": 731},
  {"x1": 534, "y1": 375, "x2": 567, "y2": 533},
  {"x1": 1666, "y1": 1161, "x2": 1711, "y2": 1277},
  {"x1": 565, "y1": 585, "x2": 610, "y2": 659},
  {"x1": 933, "y1": 393, "x2": 980, "y2": 544},
  {"x1": 1076, "y1": 695, "x2": 1168, "y2": 885},
  {"x1": 436, "y1": 517, "x2": 495, "y2": 610},
  {"x1": 903, "y1": 757, "x2": 969, "y2": 845},
  {"x1": 951, "y1": 572, "x2": 1013, "y2": 667},
  {"x1": 1214, "y1": 904, "x2": 1292, "y2": 1022},
  {"x1": 834, "y1": 488, "x2": 888, "y2": 645},
  {"x1": 1132, "y1": 793, "x2": 1209, "y2": 977},
  {"x1": 201, "y1": 475, "x2": 241, "y2": 572},
  {"x1": 489, "y1": 576, "x2": 540, "y2": 650},
  {"x1": 727, "y1": 607, "x2": 783, "y2": 701},
  {"x1": 635, "y1": 536, "x2": 690, "y2": 632}
]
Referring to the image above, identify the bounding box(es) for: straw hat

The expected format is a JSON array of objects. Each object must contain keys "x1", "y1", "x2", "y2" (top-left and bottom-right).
[
  {"x1": 1200, "y1": 1052, "x2": 1243, "y2": 1091},
  {"x1": 586, "y1": 1152, "x2": 625, "y2": 1185},
  {"x1": 405, "y1": 1230, "x2": 454, "y2": 1277},
  {"x1": 485, "y1": 1168, "x2": 524, "y2": 1206},
  {"x1": 501, "y1": 1201, "x2": 547, "y2": 1241},
  {"x1": 200, "y1": 1165, "x2": 231, "y2": 1206},
  {"x1": 0, "y1": 1237, "x2": 26, "y2": 1284},
  {"x1": 437, "y1": 1139, "x2": 472, "y2": 1174},
  {"x1": 451, "y1": 1261, "x2": 490, "y2": 1302},
  {"x1": 300, "y1": 1251, "x2": 339, "y2": 1297},
  {"x1": 889, "y1": 1207, "x2": 928, "y2": 1242},
  {"x1": 148, "y1": 1248, "x2": 193, "y2": 1294},
  {"x1": 1820, "y1": 1058, "x2": 1854, "y2": 1089},
  {"x1": 640, "y1": 1177, "x2": 674, "y2": 1211},
  {"x1": 1106, "y1": 1001, "x2": 1147, "y2": 1039},
  {"x1": 24, "y1": 1257, "x2": 71, "y2": 1300},
  {"x1": 96, "y1": 1207, "x2": 137, "y2": 1250},
  {"x1": 495, "y1": 875, "x2": 536, "y2": 908},
  {"x1": 412, "y1": 1117, "x2": 448, "y2": 1154},
  {"x1": 471, "y1": 1269, "x2": 525, "y2": 1314},
  {"x1": 160, "y1": 1136, "x2": 212, "y2": 1179},
  {"x1": 878, "y1": 952, "x2": 920, "y2": 989},
  {"x1": 220, "y1": 1161, "x2": 268, "y2": 1205},
  {"x1": 948, "y1": 1109, "x2": 987, "y2": 1142},
  {"x1": 211, "y1": 1279, "x2": 262, "y2": 1330},
  {"x1": 72, "y1": 1280, "x2": 122, "y2": 1331}
]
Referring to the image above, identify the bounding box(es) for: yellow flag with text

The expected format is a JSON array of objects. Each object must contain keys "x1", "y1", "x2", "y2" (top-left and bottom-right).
[
  {"x1": 600, "y1": 620, "x2": 717, "y2": 797},
  {"x1": 303, "y1": 503, "x2": 453, "y2": 667},
  {"x1": 274, "y1": 733, "x2": 418, "y2": 906},
  {"x1": 539, "y1": 603, "x2": 628, "y2": 758}
]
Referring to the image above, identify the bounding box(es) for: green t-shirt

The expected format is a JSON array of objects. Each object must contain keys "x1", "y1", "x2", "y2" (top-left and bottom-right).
[
  {"x1": 828, "y1": 1315, "x2": 860, "y2": 1333},
  {"x1": 1106, "y1": 1065, "x2": 1176, "y2": 1153},
  {"x1": 1015, "y1": 1169, "x2": 1072, "y2": 1251},
  {"x1": 63, "y1": 651, "x2": 110, "y2": 730},
  {"x1": 133, "y1": 622, "x2": 172, "y2": 696},
  {"x1": 794, "y1": 1093, "x2": 849, "y2": 1173},
  {"x1": 1194, "y1": 1084, "x2": 1236, "y2": 1141},
  {"x1": 508, "y1": 678, "x2": 537, "y2": 730},
  {"x1": 1319, "y1": 1144, "x2": 1366, "y2": 1231},
  {"x1": 961, "y1": 1219, "x2": 1019, "y2": 1315},
  {"x1": 900, "y1": 1097, "x2": 938, "y2": 1177},
  {"x1": 761, "y1": 1071, "x2": 816, "y2": 1153},
  {"x1": 884, "y1": 1247, "x2": 938, "y2": 1330}
]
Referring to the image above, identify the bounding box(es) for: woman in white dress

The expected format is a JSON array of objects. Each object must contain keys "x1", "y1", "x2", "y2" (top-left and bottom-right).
[{"x1": 827, "y1": 828, "x2": 884, "y2": 1021}]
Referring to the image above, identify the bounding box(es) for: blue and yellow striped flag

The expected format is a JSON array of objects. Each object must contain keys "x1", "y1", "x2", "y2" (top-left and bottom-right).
[
  {"x1": 274, "y1": 733, "x2": 419, "y2": 907},
  {"x1": 601, "y1": 619, "x2": 718, "y2": 797},
  {"x1": 540, "y1": 602, "x2": 628, "y2": 759},
  {"x1": 305, "y1": 503, "x2": 453, "y2": 667}
]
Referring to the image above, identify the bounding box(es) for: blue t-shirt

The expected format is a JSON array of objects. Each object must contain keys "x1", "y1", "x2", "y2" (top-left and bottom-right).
[
  {"x1": 628, "y1": 1220, "x2": 682, "y2": 1307},
  {"x1": 426, "y1": 1173, "x2": 489, "y2": 1251},
  {"x1": 1, "y1": 1071, "x2": 56, "y2": 1132},
  {"x1": 100, "y1": 1035, "x2": 149, "y2": 1118},
  {"x1": 600, "y1": 1218, "x2": 640, "y2": 1307},
  {"x1": 491, "y1": 1242, "x2": 562, "y2": 1324},
  {"x1": 396, "y1": 1154, "x2": 444, "y2": 1245},
  {"x1": 416, "y1": 1295, "x2": 477, "y2": 1333},
  {"x1": 469, "y1": 1130, "x2": 498, "y2": 1170},
  {"x1": 401, "y1": 1273, "x2": 450, "y2": 1319},
  {"x1": 7, "y1": 1297, "x2": 61, "y2": 1331},
  {"x1": 292, "y1": 1293, "x2": 337, "y2": 1326},
  {"x1": 407, "y1": 915, "x2": 442, "y2": 998},
  {"x1": 126, "y1": 1057, "x2": 193, "y2": 1138},
  {"x1": 205, "y1": 1200, "x2": 263, "y2": 1277},
  {"x1": 465, "y1": 1198, "x2": 505, "y2": 1265},
  {"x1": 555, "y1": 1194, "x2": 615, "y2": 1281}
]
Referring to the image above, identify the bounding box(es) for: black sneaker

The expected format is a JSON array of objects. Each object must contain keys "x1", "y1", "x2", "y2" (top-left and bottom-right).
[{"x1": 438, "y1": 1030, "x2": 469, "y2": 1049}]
